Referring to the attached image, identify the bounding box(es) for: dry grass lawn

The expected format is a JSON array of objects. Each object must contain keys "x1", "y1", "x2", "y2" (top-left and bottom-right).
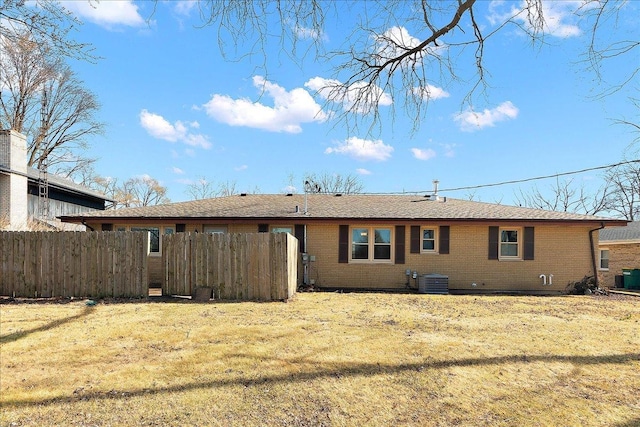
[{"x1": 1, "y1": 292, "x2": 639, "y2": 426}]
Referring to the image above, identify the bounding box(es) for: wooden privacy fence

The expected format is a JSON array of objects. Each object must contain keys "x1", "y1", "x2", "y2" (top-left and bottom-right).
[
  {"x1": 0, "y1": 231, "x2": 148, "y2": 298},
  {"x1": 163, "y1": 232, "x2": 298, "y2": 301}
]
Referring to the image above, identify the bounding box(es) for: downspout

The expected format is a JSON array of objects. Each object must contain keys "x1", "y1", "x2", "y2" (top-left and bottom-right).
[
  {"x1": 82, "y1": 219, "x2": 95, "y2": 231},
  {"x1": 589, "y1": 221, "x2": 605, "y2": 288}
]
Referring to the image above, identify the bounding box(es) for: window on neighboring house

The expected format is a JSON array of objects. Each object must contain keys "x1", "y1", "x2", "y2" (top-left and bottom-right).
[
  {"x1": 131, "y1": 227, "x2": 160, "y2": 254},
  {"x1": 422, "y1": 228, "x2": 437, "y2": 252},
  {"x1": 203, "y1": 225, "x2": 227, "y2": 234},
  {"x1": 500, "y1": 228, "x2": 520, "y2": 259},
  {"x1": 271, "y1": 226, "x2": 293, "y2": 234},
  {"x1": 599, "y1": 249, "x2": 609, "y2": 270},
  {"x1": 351, "y1": 227, "x2": 392, "y2": 262}
]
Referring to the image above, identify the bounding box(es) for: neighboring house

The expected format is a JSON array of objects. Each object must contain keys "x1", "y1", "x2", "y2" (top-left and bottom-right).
[
  {"x1": 0, "y1": 129, "x2": 113, "y2": 230},
  {"x1": 60, "y1": 193, "x2": 626, "y2": 294},
  {"x1": 598, "y1": 221, "x2": 640, "y2": 288}
]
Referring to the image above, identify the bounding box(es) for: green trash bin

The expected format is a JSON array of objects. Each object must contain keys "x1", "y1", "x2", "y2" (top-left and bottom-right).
[{"x1": 622, "y1": 269, "x2": 640, "y2": 290}]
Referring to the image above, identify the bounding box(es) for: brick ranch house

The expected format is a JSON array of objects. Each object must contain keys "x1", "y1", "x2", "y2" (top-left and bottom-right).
[
  {"x1": 60, "y1": 193, "x2": 627, "y2": 294},
  {"x1": 598, "y1": 221, "x2": 640, "y2": 288}
]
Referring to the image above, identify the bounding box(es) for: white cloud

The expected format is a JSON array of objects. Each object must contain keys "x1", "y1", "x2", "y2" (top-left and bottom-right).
[
  {"x1": 376, "y1": 26, "x2": 445, "y2": 66},
  {"x1": 411, "y1": 148, "x2": 437, "y2": 161},
  {"x1": 234, "y1": 165, "x2": 248, "y2": 171},
  {"x1": 139, "y1": 110, "x2": 212, "y2": 149},
  {"x1": 453, "y1": 101, "x2": 519, "y2": 132},
  {"x1": 294, "y1": 25, "x2": 324, "y2": 40},
  {"x1": 203, "y1": 76, "x2": 327, "y2": 133},
  {"x1": 174, "y1": 1, "x2": 197, "y2": 16},
  {"x1": 413, "y1": 84, "x2": 450, "y2": 101},
  {"x1": 377, "y1": 26, "x2": 421, "y2": 62},
  {"x1": 356, "y1": 168, "x2": 372, "y2": 175},
  {"x1": 305, "y1": 77, "x2": 392, "y2": 114},
  {"x1": 283, "y1": 185, "x2": 297, "y2": 194},
  {"x1": 488, "y1": 1, "x2": 582, "y2": 38},
  {"x1": 441, "y1": 143, "x2": 456, "y2": 158},
  {"x1": 62, "y1": 1, "x2": 145, "y2": 29},
  {"x1": 172, "y1": 167, "x2": 185, "y2": 175},
  {"x1": 325, "y1": 137, "x2": 394, "y2": 161}
]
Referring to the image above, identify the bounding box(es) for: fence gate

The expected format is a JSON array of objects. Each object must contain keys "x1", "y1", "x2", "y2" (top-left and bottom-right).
[{"x1": 162, "y1": 232, "x2": 298, "y2": 301}]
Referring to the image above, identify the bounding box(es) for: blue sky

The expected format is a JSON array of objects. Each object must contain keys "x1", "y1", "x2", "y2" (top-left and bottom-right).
[{"x1": 60, "y1": 0, "x2": 638, "y2": 204}]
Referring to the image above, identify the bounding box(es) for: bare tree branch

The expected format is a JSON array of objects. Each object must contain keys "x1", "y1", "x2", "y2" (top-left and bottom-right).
[
  {"x1": 192, "y1": 1, "x2": 637, "y2": 136},
  {"x1": 304, "y1": 172, "x2": 364, "y2": 195},
  {"x1": 515, "y1": 177, "x2": 611, "y2": 216},
  {"x1": 0, "y1": 0, "x2": 96, "y2": 62},
  {"x1": 0, "y1": 30, "x2": 103, "y2": 176},
  {"x1": 117, "y1": 176, "x2": 170, "y2": 208}
]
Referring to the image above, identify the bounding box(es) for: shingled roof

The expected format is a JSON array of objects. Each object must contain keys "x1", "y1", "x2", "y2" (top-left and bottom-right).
[
  {"x1": 26, "y1": 167, "x2": 114, "y2": 202},
  {"x1": 60, "y1": 194, "x2": 627, "y2": 225},
  {"x1": 599, "y1": 221, "x2": 640, "y2": 242}
]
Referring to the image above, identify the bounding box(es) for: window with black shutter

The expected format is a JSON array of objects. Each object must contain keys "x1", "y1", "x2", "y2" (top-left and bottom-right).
[
  {"x1": 523, "y1": 227, "x2": 535, "y2": 260},
  {"x1": 338, "y1": 225, "x2": 349, "y2": 263},
  {"x1": 410, "y1": 225, "x2": 420, "y2": 254},
  {"x1": 439, "y1": 225, "x2": 450, "y2": 254},
  {"x1": 488, "y1": 226, "x2": 499, "y2": 260},
  {"x1": 395, "y1": 226, "x2": 405, "y2": 264}
]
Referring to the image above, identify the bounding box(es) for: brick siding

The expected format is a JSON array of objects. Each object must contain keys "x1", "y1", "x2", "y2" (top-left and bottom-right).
[
  {"x1": 86, "y1": 220, "x2": 597, "y2": 292},
  {"x1": 598, "y1": 243, "x2": 640, "y2": 288}
]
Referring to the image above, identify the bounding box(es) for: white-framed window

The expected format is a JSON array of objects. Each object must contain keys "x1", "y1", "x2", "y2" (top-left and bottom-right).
[
  {"x1": 599, "y1": 249, "x2": 609, "y2": 270},
  {"x1": 131, "y1": 226, "x2": 161, "y2": 254},
  {"x1": 351, "y1": 227, "x2": 392, "y2": 262},
  {"x1": 499, "y1": 228, "x2": 521, "y2": 259},
  {"x1": 113, "y1": 226, "x2": 177, "y2": 255},
  {"x1": 421, "y1": 228, "x2": 437, "y2": 253},
  {"x1": 203, "y1": 225, "x2": 227, "y2": 234},
  {"x1": 271, "y1": 226, "x2": 293, "y2": 234}
]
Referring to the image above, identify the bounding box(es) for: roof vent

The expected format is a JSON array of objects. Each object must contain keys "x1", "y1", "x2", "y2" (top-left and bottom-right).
[
  {"x1": 286, "y1": 193, "x2": 293, "y2": 197},
  {"x1": 240, "y1": 193, "x2": 247, "y2": 197},
  {"x1": 335, "y1": 193, "x2": 342, "y2": 197}
]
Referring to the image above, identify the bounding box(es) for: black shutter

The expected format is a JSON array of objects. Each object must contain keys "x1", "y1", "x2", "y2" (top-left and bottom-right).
[
  {"x1": 101, "y1": 223, "x2": 113, "y2": 231},
  {"x1": 524, "y1": 227, "x2": 535, "y2": 260},
  {"x1": 395, "y1": 226, "x2": 405, "y2": 264},
  {"x1": 294, "y1": 224, "x2": 306, "y2": 253},
  {"x1": 176, "y1": 224, "x2": 186, "y2": 233},
  {"x1": 410, "y1": 225, "x2": 420, "y2": 254},
  {"x1": 488, "y1": 226, "x2": 499, "y2": 260},
  {"x1": 338, "y1": 225, "x2": 349, "y2": 263},
  {"x1": 439, "y1": 225, "x2": 450, "y2": 254},
  {"x1": 258, "y1": 224, "x2": 269, "y2": 233}
]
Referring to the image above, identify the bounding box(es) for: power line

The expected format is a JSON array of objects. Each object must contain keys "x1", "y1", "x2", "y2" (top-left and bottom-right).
[
  {"x1": 439, "y1": 159, "x2": 640, "y2": 193},
  {"x1": 367, "y1": 159, "x2": 640, "y2": 195}
]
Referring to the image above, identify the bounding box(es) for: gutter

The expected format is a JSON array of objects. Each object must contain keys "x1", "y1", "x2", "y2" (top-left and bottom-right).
[{"x1": 589, "y1": 221, "x2": 606, "y2": 287}]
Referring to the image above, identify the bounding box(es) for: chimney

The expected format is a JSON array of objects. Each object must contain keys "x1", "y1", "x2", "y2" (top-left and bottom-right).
[{"x1": 0, "y1": 130, "x2": 28, "y2": 230}]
